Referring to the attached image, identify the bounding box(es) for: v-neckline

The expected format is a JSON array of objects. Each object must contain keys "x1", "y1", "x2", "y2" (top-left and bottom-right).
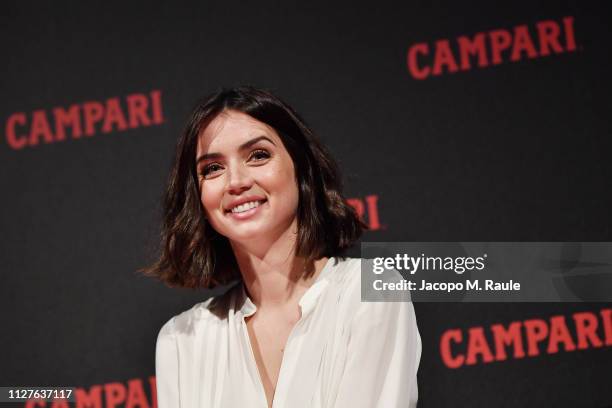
[
  {"x1": 243, "y1": 314, "x2": 296, "y2": 407},
  {"x1": 238, "y1": 257, "x2": 335, "y2": 407}
]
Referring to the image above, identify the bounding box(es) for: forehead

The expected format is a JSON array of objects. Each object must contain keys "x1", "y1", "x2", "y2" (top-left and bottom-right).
[{"x1": 196, "y1": 110, "x2": 280, "y2": 153}]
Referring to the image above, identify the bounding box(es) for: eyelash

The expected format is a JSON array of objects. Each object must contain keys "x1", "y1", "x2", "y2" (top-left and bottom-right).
[{"x1": 200, "y1": 149, "x2": 271, "y2": 177}]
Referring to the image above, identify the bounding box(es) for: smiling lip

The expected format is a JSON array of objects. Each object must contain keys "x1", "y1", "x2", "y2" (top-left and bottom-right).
[
  {"x1": 224, "y1": 196, "x2": 267, "y2": 213},
  {"x1": 226, "y1": 199, "x2": 267, "y2": 220}
]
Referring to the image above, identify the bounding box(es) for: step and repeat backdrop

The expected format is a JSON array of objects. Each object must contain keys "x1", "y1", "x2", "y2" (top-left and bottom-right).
[{"x1": 1, "y1": 2, "x2": 611, "y2": 407}]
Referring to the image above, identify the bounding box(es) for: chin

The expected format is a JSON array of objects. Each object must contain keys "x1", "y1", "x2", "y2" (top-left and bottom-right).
[{"x1": 224, "y1": 226, "x2": 270, "y2": 243}]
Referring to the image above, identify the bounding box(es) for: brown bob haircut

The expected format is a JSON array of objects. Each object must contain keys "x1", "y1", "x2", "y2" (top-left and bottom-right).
[{"x1": 141, "y1": 86, "x2": 365, "y2": 289}]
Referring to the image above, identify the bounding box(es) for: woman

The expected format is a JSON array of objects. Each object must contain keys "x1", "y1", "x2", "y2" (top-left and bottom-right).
[{"x1": 144, "y1": 86, "x2": 421, "y2": 407}]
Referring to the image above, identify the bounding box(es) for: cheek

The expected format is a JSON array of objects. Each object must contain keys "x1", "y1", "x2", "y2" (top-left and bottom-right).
[
  {"x1": 263, "y1": 161, "x2": 297, "y2": 196},
  {"x1": 200, "y1": 182, "x2": 223, "y2": 214},
  {"x1": 273, "y1": 167, "x2": 299, "y2": 209}
]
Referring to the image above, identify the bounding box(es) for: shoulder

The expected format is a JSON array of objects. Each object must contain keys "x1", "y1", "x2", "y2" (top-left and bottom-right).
[
  {"x1": 327, "y1": 257, "x2": 418, "y2": 327},
  {"x1": 156, "y1": 282, "x2": 241, "y2": 340},
  {"x1": 326, "y1": 256, "x2": 362, "y2": 293},
  {"x1": 323, "y1": 257, "x2": 364, "y2": 316}
]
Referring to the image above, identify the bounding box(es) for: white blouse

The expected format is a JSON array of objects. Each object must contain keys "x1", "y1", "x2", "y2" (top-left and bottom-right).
[{"x1": 155, "y1": 257, "x2": 421, "y2": 408}]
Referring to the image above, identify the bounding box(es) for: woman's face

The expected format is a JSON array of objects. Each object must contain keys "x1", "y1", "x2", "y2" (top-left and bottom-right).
[{"x1": 195, "y1": 109, "x2": 299, "y2": 245}]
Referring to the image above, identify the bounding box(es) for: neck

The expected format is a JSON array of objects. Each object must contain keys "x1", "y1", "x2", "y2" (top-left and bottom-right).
[{"x1": 230, "y1": 221, "x2": 328, "y2": 309}]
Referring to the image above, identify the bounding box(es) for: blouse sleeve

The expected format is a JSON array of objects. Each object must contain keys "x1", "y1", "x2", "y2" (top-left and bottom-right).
[
  {"x1": 155, "y1": 317, "x2": 180, "y2": 408},
  {"x1": 331, "y1": 300, "x2": 421, "y2": 408}
]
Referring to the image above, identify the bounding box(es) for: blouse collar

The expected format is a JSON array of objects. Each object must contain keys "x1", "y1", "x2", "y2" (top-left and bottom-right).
[{"x1": 237, "y1": 257, "x2": 335, "y2": 319}]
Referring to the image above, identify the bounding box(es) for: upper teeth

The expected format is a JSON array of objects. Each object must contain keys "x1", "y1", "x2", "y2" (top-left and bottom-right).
[{"x1": 231, "y1": 200, "x2": 262, "y2": 213}]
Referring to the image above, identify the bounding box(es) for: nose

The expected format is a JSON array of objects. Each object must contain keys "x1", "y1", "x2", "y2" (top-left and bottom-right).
[{"x1": 226, "y1": 161, "x2": 253, "y2": 194}]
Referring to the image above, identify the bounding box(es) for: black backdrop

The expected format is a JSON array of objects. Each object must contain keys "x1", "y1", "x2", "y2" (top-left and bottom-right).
[{"x1": 1, "y1": 2, "x2": 611, "y2": 407}]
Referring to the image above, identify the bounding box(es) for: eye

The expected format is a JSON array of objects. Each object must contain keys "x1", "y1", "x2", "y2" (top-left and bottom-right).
[
  {"x1": 200, "y1": 163, "x2": 221, "y2": 177},
  {"x1": 249, "y1": 149, "x2": 270, "y2": 162}
]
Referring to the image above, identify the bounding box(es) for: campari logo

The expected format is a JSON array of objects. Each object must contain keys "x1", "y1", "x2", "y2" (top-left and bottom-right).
[
  {"x1": 347, "y1": 194, "x2": 383, "y2": 231},
  {"x1": 4, "y1": 90, "x2": 164, "y2": 150},
  {"x1": 407, "y1": 16, "x2": 577, "y2": 79},
  {"x1": 440, "y1": 308, "x2": 611, "y2": 369},
  {"x1": 25, "y1": 376, "x2": 157, "y2": 408}
]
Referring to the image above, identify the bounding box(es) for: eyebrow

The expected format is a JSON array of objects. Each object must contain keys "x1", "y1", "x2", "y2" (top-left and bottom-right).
[{"x1": 196, "y1": 135, "x2": 276, "y2": 164}]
